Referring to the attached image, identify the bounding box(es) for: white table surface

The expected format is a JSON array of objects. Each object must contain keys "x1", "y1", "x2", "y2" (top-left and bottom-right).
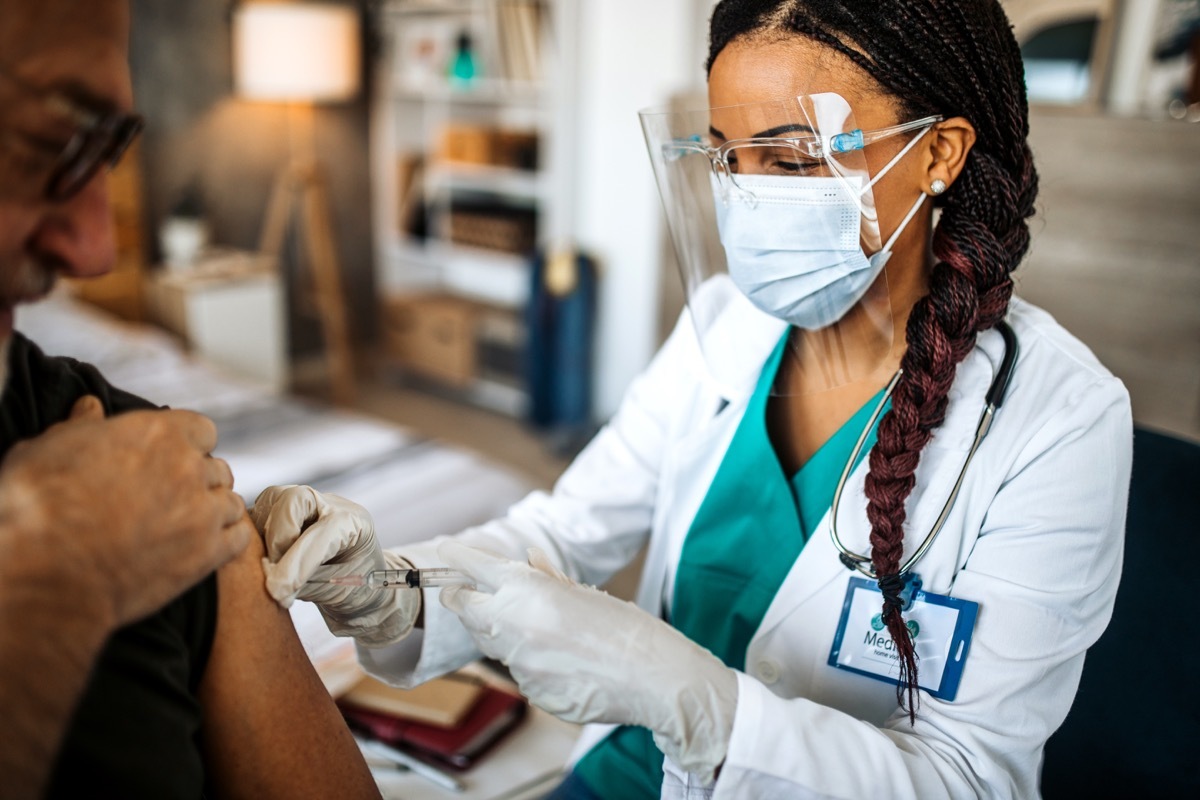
[{"x1": 365, "y1": 702, "x2": 580, "y2": 800}]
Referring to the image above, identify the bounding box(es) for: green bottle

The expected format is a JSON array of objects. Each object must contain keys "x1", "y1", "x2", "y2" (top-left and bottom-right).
[{"x1": 450, "y1": 30, "x2": 478, "y2": 86}]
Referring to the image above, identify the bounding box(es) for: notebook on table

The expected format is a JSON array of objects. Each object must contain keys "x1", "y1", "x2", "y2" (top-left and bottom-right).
[
  {"x1": 339, "y1": 672, "x2": 485, "y2": 728},
  {"x1": 341, "y1": 683, "x2": 528, "y2": 771}
]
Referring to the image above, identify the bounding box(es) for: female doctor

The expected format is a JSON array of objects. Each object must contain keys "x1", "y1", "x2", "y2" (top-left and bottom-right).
[{"x1": 251, "y1": 1, "x2": 1132, "y2": 797}]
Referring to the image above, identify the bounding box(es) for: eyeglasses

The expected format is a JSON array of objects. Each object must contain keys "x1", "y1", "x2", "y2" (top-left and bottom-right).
[
  {"x1": 0, "y1": 64, "x2": 144, "y2": 202},
  {"x1": 664, "y1": 114, "x2": 942, "y2": 186}
]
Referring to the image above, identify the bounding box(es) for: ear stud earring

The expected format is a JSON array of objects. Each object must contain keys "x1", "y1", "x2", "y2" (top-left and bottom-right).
[{"x1": 930, "y1": 179, "x2": 947, "y2": 195}]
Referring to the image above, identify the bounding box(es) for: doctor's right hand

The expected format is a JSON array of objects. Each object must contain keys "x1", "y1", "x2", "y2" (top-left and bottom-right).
[{"x1": 250, "y1": 485, "x2": 420, "y2": 647}]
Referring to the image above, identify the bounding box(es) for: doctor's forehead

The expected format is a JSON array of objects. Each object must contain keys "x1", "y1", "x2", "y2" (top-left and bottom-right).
[
  {"x1": 0, "y1": 0, "x2": 132, "y2": 111},
  {"x1": 707, "y1": 35, "x2": 898, "y2": 134}
]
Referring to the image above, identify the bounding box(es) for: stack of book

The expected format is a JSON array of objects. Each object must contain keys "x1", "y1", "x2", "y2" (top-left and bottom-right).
[
  {"x1": 338, "y1": 672, "x2": 528, "y2": 771},
  {"x1": 448, "y1": 199, "x2": 538, "y2": 255},
  {"x1": 437, "y1": 124, "x2": 540, "y2": 171}
]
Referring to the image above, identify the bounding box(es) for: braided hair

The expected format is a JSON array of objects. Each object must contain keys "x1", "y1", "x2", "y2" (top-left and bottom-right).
[{"x1": 707, "y1": 0, "x2": 1038, "y2": 722}]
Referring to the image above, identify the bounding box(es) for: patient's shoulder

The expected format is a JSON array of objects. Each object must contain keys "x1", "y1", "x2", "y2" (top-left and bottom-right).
[
  {"x1": 4, "y1": 337, "x2": 220, "y2": 796},
  {"x1": 1, "y1": 333, "x2": 155, "y2": 448}
]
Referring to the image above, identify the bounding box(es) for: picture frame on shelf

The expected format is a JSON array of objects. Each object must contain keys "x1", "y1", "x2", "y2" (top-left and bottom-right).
[{"x1": 393, "y1": 15, "x2": 461, "y2": 90}]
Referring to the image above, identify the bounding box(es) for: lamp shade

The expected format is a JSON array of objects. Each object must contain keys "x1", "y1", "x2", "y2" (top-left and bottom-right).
[{"x1": 234, "y1": 2, "x2": 361, "y2": 102}]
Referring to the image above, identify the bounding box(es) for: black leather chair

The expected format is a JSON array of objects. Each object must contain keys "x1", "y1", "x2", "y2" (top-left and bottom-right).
[{"x1": 1041, "y1": 427, "x2": 1200, "y2": 798}]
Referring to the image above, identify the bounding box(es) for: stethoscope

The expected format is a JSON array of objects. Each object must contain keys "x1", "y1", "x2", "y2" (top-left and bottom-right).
[{"x1": 829, "y1": 320, "x2": 1019, "y2": 579}]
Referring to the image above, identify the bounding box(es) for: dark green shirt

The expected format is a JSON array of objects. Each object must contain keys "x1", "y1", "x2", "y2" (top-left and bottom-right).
[{"x1": 1, "y1": 332, "x2": 218, "y2": 799}]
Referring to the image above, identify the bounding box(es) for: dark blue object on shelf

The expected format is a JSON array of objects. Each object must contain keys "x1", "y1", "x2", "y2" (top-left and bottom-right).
[{"x1": 525, "y1": 248, "x2": 597, "y2": 440}]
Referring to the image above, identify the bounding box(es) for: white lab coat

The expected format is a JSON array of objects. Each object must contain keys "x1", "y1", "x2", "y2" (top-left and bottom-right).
[{"x1": 360, "y1": 279, "x2": 1132, "y2": 799}]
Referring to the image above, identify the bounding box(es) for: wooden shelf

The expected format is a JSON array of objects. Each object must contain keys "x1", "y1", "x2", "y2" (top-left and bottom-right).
[
  {"x1": 372, "y1": 1, "x2": 573, "y2": 417},
  {"x1": 392, "y1": 79, "x2": 547, "y2": 106},
  {"x1": 382, "y1": 236, "x2": 530, "y2": 311},
  {"x1": 427, "y1": 161, "x2": 544, "y2": 200},
  {"x1": 385, "y1": 1, "x2": 476, "y2": 17}
]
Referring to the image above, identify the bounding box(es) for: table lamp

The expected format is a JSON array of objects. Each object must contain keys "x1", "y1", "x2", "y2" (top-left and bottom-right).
[{"x1": 233, "y1": 0, "x2": 360, "y2": 404}]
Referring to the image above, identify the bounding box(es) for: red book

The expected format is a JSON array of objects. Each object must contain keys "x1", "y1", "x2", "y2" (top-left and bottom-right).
[{"x1": 341, "y1": 684, "x2": 528, "y2": 771}]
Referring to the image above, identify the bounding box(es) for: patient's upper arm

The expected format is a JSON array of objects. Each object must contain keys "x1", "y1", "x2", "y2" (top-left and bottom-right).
[{"x1": 198, "y1": 528, "x2": 381, "y2": 799}]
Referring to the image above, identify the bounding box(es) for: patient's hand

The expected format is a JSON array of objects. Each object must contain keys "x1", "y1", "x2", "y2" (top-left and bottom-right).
[{"x1": 0, "y1": 395, "x2": 251, "y2": 632}]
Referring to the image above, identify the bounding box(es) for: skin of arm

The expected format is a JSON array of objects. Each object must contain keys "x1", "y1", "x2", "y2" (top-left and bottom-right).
[{"x1": 199, "y1": 523, "x2": 382, "y2": 799}]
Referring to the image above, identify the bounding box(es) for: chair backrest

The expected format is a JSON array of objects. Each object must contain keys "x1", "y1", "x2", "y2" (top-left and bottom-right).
[{"x1": 1040, "y1": 426, "x2": 1200, "y2": 798}]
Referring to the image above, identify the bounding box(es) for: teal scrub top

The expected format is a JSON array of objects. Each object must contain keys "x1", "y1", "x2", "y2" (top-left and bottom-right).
[{"x1": 575, "y1": 336, "x2": 888, "y2": 798}]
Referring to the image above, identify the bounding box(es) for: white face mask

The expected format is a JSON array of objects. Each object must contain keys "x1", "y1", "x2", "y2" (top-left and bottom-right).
[{"x1": 713, "y1": 126, "x2": 932, "y2": 331}]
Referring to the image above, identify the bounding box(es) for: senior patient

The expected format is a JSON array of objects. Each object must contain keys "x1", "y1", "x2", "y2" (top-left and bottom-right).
[{"x1": 0, "y1": 1, "x2": 380, "y2": 797}]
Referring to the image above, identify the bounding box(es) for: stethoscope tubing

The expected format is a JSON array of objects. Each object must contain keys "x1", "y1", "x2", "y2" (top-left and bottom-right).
[{"x1": 828, "y1": 321, "x2": 1018, "y2": 579}]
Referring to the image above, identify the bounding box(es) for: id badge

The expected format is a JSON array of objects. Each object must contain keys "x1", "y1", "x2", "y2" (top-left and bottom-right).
[{"x1": 828, "y1": 577, "x2": 979, "y2": 701}]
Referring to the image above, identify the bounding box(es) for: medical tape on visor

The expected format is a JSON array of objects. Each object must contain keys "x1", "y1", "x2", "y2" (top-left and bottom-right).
[{"x1": 811, "y1": 122, "x2": 934, "y2": 221}]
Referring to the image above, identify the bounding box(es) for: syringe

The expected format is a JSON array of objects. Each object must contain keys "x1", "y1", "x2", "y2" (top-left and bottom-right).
[{"x1": 306, "y1": 567, "x2": 473, "y2": 590}]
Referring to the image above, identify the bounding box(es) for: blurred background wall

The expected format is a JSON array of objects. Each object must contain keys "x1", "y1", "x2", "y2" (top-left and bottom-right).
[
  {"x1": 1005, "y1": 0, "x2": 1200, "y2": 440},
  {"x1": 129, "y1": 0, "x2": 375, "y2": 356}
]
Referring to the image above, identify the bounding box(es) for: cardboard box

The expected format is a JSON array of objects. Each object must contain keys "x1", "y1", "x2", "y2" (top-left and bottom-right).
[
  {"x1": 382, "y1": 294, "x2": 479, "y2": 388},
  {"x1": 437, "y1": 123, "x2": 494, "y2": 165}
]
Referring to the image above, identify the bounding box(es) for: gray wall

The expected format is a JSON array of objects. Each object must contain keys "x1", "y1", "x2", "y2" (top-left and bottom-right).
[{"x1": 129, "y1": 0, "x2": 376, "y2": 354}]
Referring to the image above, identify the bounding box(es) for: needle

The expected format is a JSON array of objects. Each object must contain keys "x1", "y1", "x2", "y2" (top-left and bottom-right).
[{"x1": 306, "y1": 567, "x2": 473, "y2": 590}]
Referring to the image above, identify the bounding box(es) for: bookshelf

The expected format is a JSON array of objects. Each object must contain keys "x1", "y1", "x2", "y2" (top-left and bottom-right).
[{"x1": 370, "y1": 0, "x2": 578, "y2": 416}]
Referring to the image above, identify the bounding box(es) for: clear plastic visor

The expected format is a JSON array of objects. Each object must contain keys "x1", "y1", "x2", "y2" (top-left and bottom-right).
[{"x1": 640, "y1": 93, "x2": 931, "y2": 396}]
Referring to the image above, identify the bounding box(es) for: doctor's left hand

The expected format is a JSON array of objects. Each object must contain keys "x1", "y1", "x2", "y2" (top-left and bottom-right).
[
  {"x1": 438, "y1": 540, "x2": 737, "y2": 784},
  {"x1": 250, "y1": 485, "x2": 420, "y2": 647}
]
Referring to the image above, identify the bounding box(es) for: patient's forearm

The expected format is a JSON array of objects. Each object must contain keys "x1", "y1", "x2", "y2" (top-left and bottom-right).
[{"x1": 0, "y1": 541, "x2": 114, "y2": 800}]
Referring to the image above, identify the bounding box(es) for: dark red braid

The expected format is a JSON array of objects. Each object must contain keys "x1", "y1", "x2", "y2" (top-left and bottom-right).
[{"x1": 708, "y1": 0, "x2": 1038, "y2": 722}]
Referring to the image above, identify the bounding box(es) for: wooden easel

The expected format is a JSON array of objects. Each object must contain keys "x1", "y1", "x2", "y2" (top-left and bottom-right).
[{"x1": 259, "y1": 158, "x2": 357, "y2": 406}]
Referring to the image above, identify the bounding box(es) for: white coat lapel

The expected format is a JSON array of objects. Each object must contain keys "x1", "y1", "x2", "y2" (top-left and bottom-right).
[
  {"x1": 752, "y1": 336, "x2": 999, "y2": 639},
  {"x1": 752, "y1": 447, "x2": 970, "y2": 642},
  {"x1": 637, "y1": 398, "x2": 748, "y2": 614},
  {"x1": 635, "y1": 297, "x2": 784, "y2": 616}
]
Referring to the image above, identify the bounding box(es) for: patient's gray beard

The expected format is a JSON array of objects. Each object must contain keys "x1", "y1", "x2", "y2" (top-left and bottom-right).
[
  {"x1": 0, "y1": 255, "x2": 56, "y2": 397},
  {"x1": 0, "y1": 255, "x2": 58, "y2": 309}
]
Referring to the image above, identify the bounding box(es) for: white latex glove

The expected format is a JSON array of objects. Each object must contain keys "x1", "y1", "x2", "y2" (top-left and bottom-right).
[
  {"x1": 250, "y1": 485, "x2": 420, "y2": 647},
  {"x1": 438, "y1": 540, "x2": 738, "y2": 783}
]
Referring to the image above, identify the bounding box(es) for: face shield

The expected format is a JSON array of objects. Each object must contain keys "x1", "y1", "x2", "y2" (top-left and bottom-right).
[{"x1": 640, "y1": 92, "x2": 939, "y2": 395}]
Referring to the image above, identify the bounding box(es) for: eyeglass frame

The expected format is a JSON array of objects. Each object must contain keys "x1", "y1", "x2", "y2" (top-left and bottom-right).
[
  {"x1": 0, "y1": 63, "x2": 144, "y2": 203},
  {"x1": 663, "y1": 114, "x2": 944, "y2": 176}
]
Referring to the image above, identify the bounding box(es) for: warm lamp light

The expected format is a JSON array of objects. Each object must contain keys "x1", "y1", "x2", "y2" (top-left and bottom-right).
[
  {"x1": 231, "y1": 1, "x2": 361, "y2": 405},
  {"x1": 233, "y1": 2, "x2": 360, "y2": 102}
]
